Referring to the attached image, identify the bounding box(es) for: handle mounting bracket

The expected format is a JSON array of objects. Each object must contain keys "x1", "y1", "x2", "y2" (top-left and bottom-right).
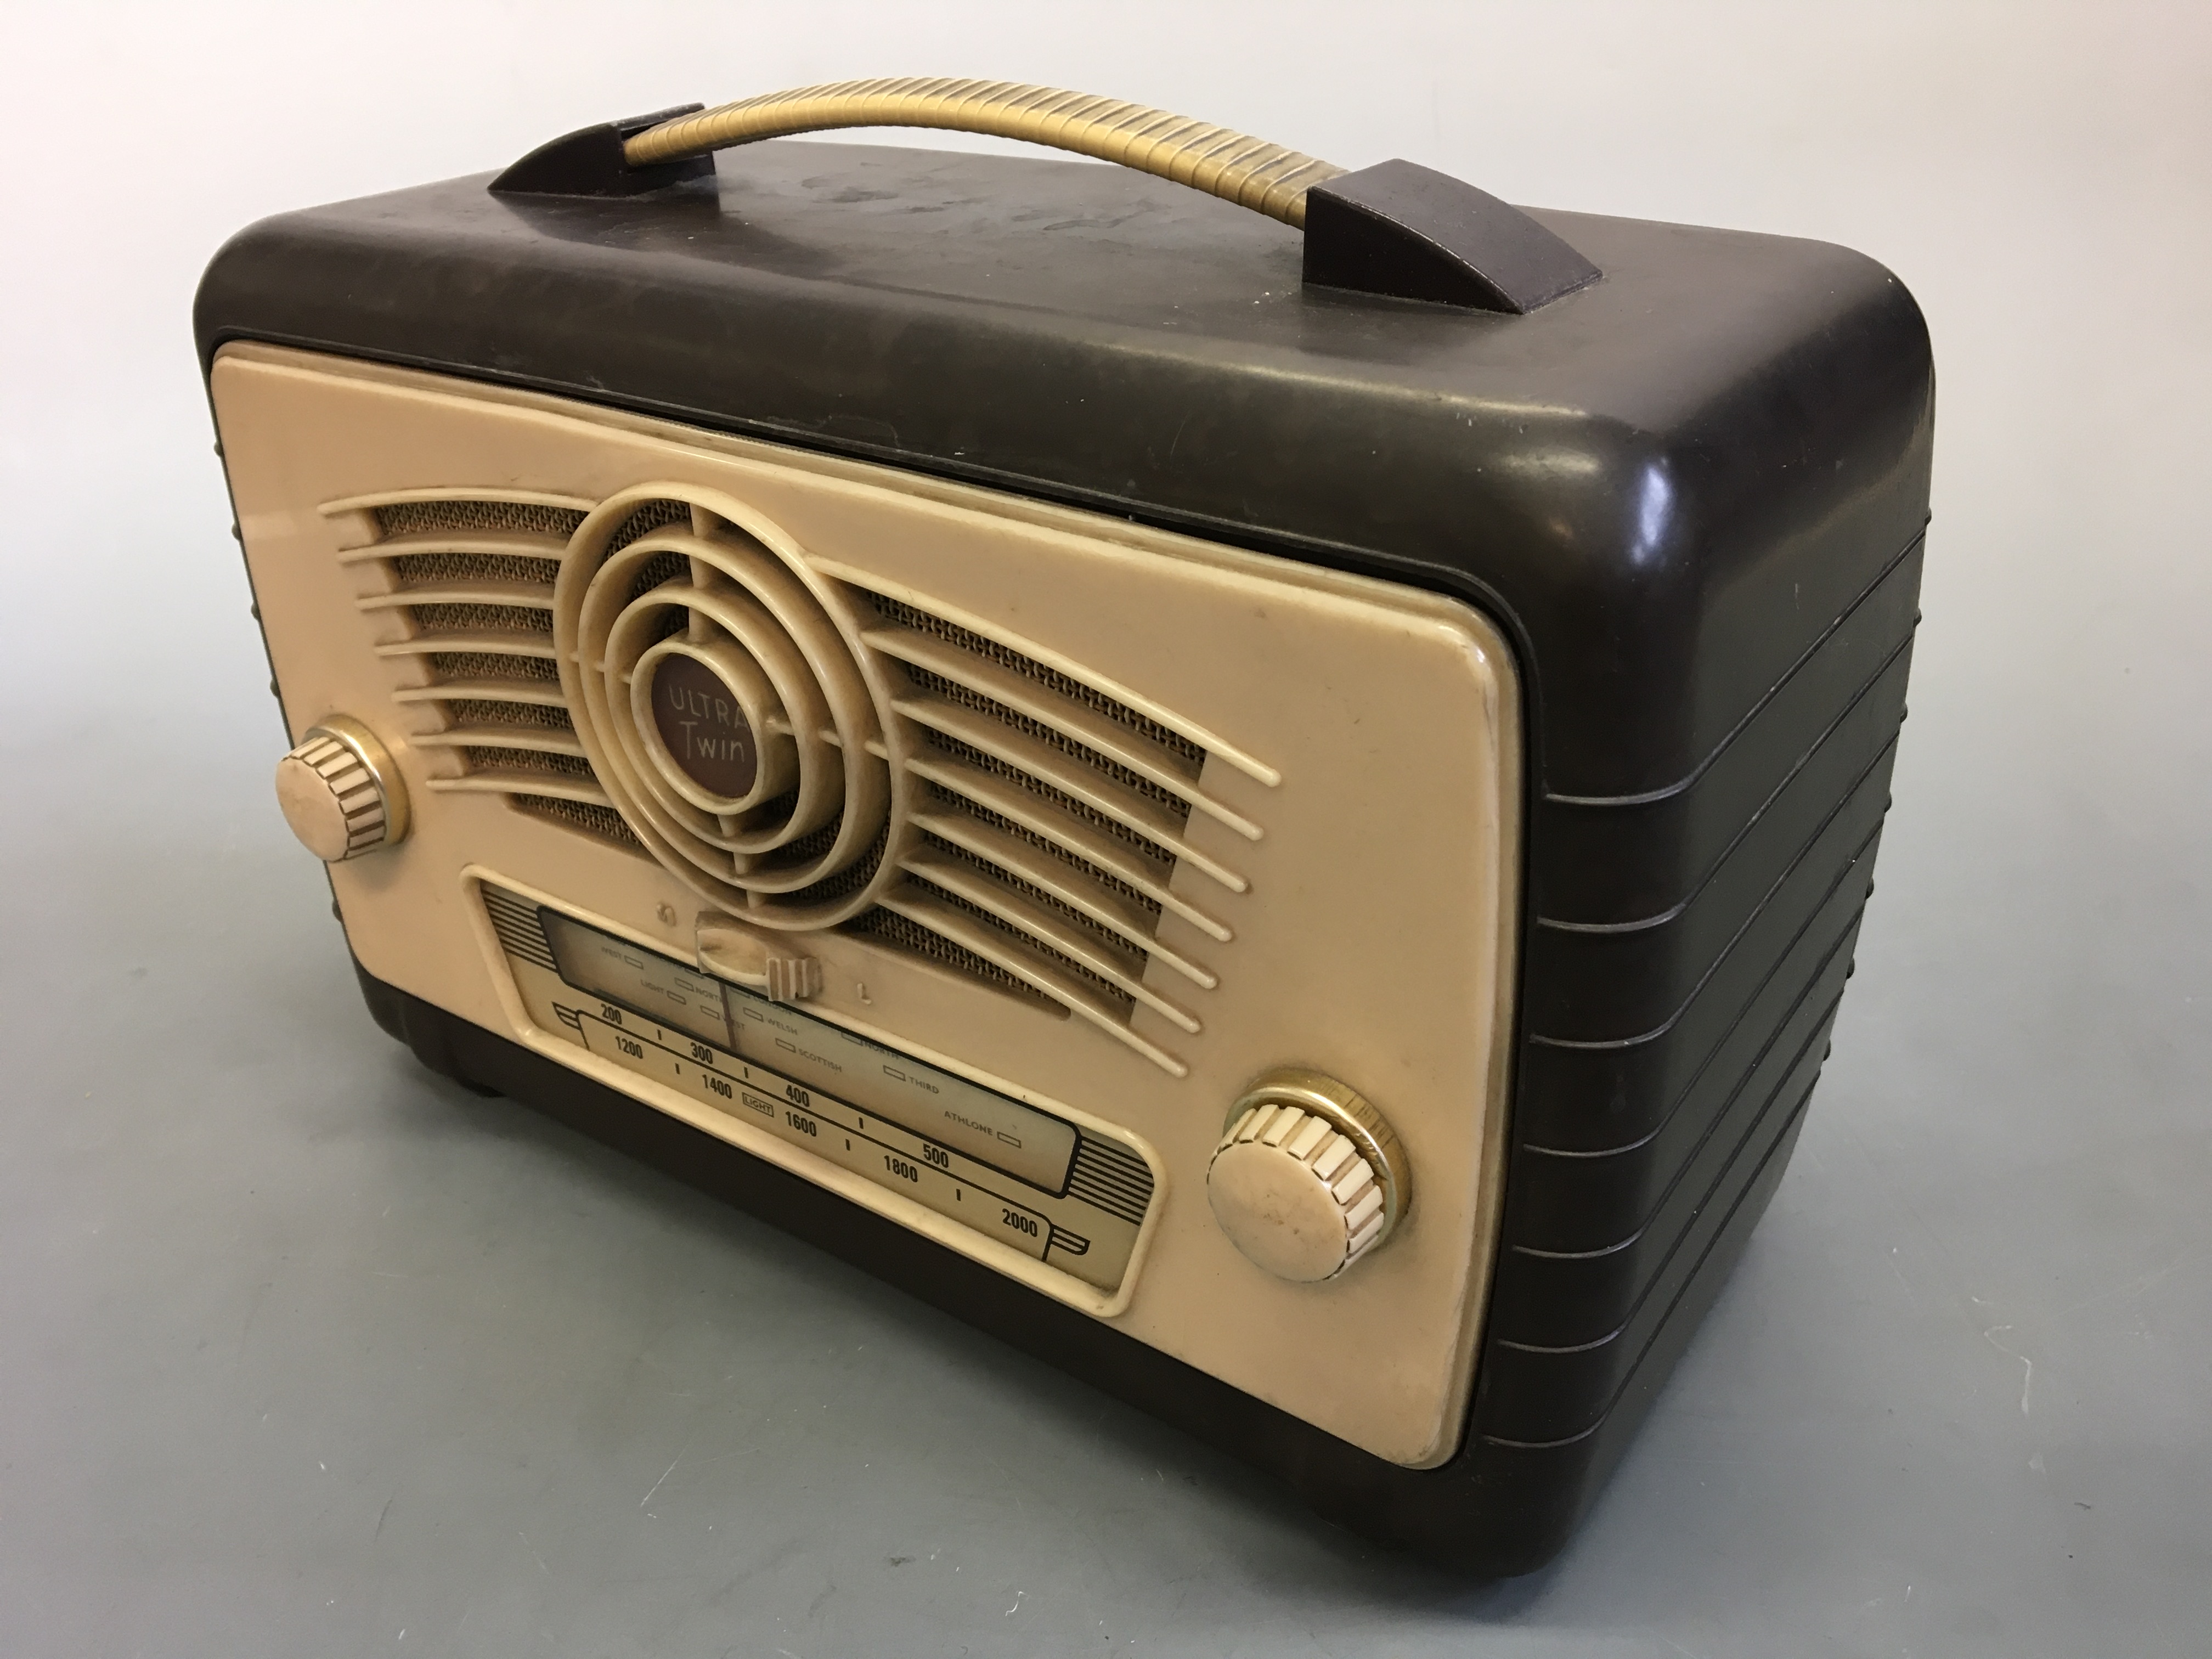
[{"x1": 489, "y1": 85, "x2": 1600, "y2": 312}]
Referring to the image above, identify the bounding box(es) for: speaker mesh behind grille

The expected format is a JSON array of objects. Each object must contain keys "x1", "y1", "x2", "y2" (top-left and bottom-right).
[
  {"x1": 923, "y1": 782, "x2": 1163, "y2": 922},
  {"x1": 833, "y1": 579, "x2": 1255, "y2": 1070},
  {"x1": 444, "y1": 698, "x2": 573, "y2": 729},
  {"x1": 390, "y1": 550, "x2": 562, "y2": 586},
  {"x1": 899, "y1": 663, "x2": 1194, "y2": 817},
  {"x1": 871, "y1": 595, "x2": 1204, "y2": 770},
  {"x1": 353, "y1": 497, "x2": 645, "y2": 857},
  {"x1": 844, "y1": 906, "x2": 1057, "y2": 1010},
  {"x1": 374, "y1": 500, "x2": 585, "y2": 539},
  {"x1": 411, "y1": 601, "x2": 554, "y2": 634},
  {"x1": 346, "y1": 488, "x2": 1255, "y2": 1072},
  {"x1": 430, "y1": 651, "x2": 561, "y2": 682},
  {"x1": 927, "y1": 732, "x2": 1182, "y2": 871},
  {"x1": 464, "y1": 746, "x2": 595, "y2": 778},
  {"x1": 515, "y1": 795, "x2": 645, "y2": 849},
  {"x1": 920, "y1": 831, "x2": 1146, "y2": 974}
]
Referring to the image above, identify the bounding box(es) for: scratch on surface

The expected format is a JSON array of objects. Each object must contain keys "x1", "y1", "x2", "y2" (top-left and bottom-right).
[
  {"x1": 1887, "y1": 1246, "x2": 1918, "y2": 1308},
  {"x1": 1165, "y1": 410, "x2": 1195, "y2": 465},
  {"x1": 239, "y1": 1278, "x2": 274, "y2": 1344},
  {"x1": 1983, "y1": 1324, "x2": 2033, "y2": 1414},
  {"x1": 640, "y1": 1452, "x2": 684, "y2": 1509},
  {"x1": 374, "y1": 1496, "x2": 392, "y2": 1539},
  {"x1": 2053, "y1": 1251, "x2": 2193, "y2": 1319},
  {"x1": 1006, "y1": 1590, "x2": 1025, "y2": 1617},
  {"x1": 520, "y1": 1531, "x2": 549, "y2": 1575}
]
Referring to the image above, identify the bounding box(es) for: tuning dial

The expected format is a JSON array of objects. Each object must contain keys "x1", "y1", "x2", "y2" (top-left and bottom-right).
[
  {"x1": 275, "y1": 715, "x2": 409, "y2": 861},
  {"x1": 1206, "y1": 1068, "x2": 1410, "y2": 1283}
]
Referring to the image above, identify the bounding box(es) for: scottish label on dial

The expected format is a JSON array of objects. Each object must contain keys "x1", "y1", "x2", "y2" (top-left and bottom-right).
[{"x1": 481, "y1": 885, "x2": 1153, "y2": 1291}]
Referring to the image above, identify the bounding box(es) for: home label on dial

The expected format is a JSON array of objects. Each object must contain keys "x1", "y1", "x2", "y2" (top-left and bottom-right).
[{"x1": 480, "y1": 884, "x2": 1155, "y2": 1294}]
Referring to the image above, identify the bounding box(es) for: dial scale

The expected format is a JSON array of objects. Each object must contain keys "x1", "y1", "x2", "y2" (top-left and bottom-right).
[{"x1": 480, "y1": 883, "x2": 1154, "y2": 1292}]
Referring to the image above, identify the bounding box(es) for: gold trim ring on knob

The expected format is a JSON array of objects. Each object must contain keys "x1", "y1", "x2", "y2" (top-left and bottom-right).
[
  {"x1": 1224, "y1": 1068, "x2": 1410, "y2": 1233},
  {"x1": 275, "y1": 715, "x2": 408, "y2": 861},
  {"x1": 1209, "y1": 1067, "x2": 1411, "y2": 1281}
]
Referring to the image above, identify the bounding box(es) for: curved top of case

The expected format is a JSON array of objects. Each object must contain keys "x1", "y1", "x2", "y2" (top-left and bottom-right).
[{"x1": 196, "y1": 138, "x2": 1932, "y2": 804}]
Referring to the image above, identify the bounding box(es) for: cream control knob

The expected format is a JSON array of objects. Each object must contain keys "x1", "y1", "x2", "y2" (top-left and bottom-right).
[
  {"x1": 1206, "y1": 1068, "x2": 1411, "y2": 1283},
  {"x1": 275, "y1": 716, "x2": 409, "y2": 861}
]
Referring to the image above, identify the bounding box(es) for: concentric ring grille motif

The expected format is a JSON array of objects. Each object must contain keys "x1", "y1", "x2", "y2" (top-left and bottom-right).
[
  {"x1": 556, "y1": 486, "x2": 900, "y2": 929},
  {"x1": 337, "y1": 484, "x2": 1264, "y2": 1075}
]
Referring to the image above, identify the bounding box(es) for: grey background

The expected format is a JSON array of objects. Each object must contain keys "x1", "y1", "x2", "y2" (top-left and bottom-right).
[{"x1": 3, "y1": 4, "x2": 2207, "y2": 1654}]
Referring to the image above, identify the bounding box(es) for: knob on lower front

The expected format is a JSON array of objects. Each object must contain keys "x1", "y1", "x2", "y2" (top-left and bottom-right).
[
  {"x1": 275, "y1": 715, "x2": 408, "y2": 861},
  {"x1": 1206, "y1": 1068, "x2": 1410, "y2": 1283}
]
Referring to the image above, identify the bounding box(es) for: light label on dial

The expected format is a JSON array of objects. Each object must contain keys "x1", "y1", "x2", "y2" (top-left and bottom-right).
[
  {"x1": 483, "y1": 886, "x2": 1152, "y2": 1294},
  {"x1": 543, "y1": 910, "x2": 732, "y2": 1048}
]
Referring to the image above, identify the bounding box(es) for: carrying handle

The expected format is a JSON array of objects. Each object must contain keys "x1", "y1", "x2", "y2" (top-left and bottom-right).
[
  {"x1": 627, "y1": 79, "x2": 1346, "y2": 228},
  {"x1": 492, "y1": 79, "x2": 1600, "y2": 313}
]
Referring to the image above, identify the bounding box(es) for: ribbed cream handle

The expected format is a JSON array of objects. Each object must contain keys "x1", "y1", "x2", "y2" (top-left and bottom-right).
[{"x1": 622, "y1": 78, "x2": 1346, "y2": 228}]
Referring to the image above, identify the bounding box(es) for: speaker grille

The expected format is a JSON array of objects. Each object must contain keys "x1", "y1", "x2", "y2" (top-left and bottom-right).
[
  {"x1": 344, "y1": 494, "x2": 622, "y2": 828},
  {"x1": 340, "y1": 485, "x2": 1260, "y2": 1074},
  {"x1": 868, "y1": 596, "x2": 1206, "y2": 768}
]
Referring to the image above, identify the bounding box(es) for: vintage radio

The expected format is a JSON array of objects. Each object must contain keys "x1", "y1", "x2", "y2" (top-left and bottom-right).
[{"x1": 199, "y1": 81, "x2": 1931, "y2": 1572}]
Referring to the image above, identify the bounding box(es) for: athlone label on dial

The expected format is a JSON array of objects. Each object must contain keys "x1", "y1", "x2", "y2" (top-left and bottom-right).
[{"x1": 652, "y1": 654, "x2": 758, "y2": 797}]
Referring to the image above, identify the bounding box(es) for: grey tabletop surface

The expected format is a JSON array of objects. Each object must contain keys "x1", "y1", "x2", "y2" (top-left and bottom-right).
[{"x1": 4, "y1": 6, "x2": 2208, "y2": 1656}]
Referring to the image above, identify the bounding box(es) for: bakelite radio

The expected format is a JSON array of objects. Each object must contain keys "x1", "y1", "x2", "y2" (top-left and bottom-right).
[{"x1": 202, "y1": 82, "x2": 1931, "y2": 1572}]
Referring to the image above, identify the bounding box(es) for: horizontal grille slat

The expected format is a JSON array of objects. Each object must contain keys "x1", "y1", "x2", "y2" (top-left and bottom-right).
[
  {"x1": 910, "y1": 809, "x2": 1216, "y2": 988},
  {"x1": 841, "y1": 906, "x2": 1061, "y2": 1012},
  {"x1": 866, "y1": 624, "x2": 1208, "y2": 797},
  {"x1": 901, "y1": 659, "x2": 1242, "y2": 838},
  {"x1": 378, "y1": 633, "x2": 560, "y2": 660},
  {"x1": 876, "y1": 886, "x2": 1189, "y2": 1076},
  {"x1": 896, "y1": 877, "x2": 1136, "y2": 1014},
  {"x1": 338, "y1": 527, "x2": 573, "y2": 567},
  {"x1": 395, "y1": 681, "x2": 567, "y2": 714},
  {"x1": 341, "y1": 495, "x2": 650, "y2": 859},
  {"x1": 917, "y1": 809, "x2": 1158, "y2": 940},
  {"x1": 908, "y1": 760, "x2": 1231, "y2": 942},
  {"x1": 515, "y1": 794, "x2": 644, "y2": 849},
  {"x1": 898, "y1": 845, "x2": 1199, "y2": 1033},
  {"x1": 915, "y1": 741, "x2": 1175, "y2": 872},
  {"x1": 898, "y1": 697, "x2": 1248, "y2": 894},
  {"x1": 357, "y1": 579, "x2": 555, "y2": 612},
  {"x1": 424, "y1": 653, "x2": 561, "y2": 684},
  {"x1": 1068, "y1": 1161, "x2": 1153, "y2": 1204},
  {"x1": 864, "y1": 595, "x2": 1206, "y2": 766},
  {"x1": 426, "y1": 771, "x2": 613, "y2": 806},
  {"x1": 414, "y1": 726, "x2": 588, "y2": 758}
]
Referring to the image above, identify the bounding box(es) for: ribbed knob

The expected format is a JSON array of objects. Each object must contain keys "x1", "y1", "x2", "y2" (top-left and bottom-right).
[
  {"x1": 275, "y1": 716, "x2": 408, "y2": 861},
  {"x1": 1206, "y1": 1069, "x2": 1409, "y2": 1283}
]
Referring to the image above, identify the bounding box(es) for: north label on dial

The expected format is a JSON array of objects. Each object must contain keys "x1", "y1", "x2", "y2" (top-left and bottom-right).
[{"x1": 652, "y1": 653, "x2": 758, "y2": 798}]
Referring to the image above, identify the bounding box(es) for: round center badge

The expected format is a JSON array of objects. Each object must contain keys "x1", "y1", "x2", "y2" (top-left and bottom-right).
[{"x1": 651, "y1": 653, "x2": 759, "y2": 799}]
